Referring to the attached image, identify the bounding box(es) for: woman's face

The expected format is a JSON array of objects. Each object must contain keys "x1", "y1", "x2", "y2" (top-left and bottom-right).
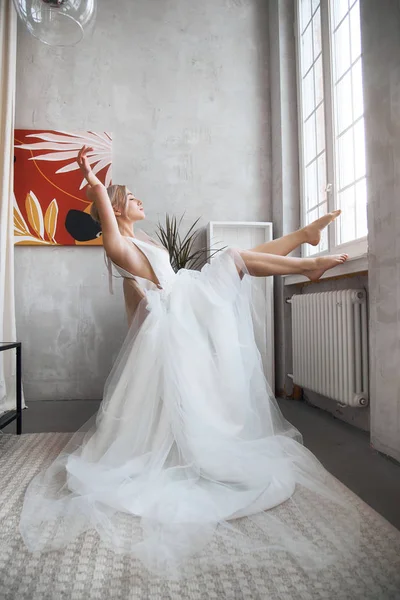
[{"x1": 126, "y1": 191, "x2": 145, "y2": 222}]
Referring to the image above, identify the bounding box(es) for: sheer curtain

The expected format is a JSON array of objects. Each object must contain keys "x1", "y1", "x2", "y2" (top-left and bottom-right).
[{"x1": 0, "y1": 0, "x2": 25, "y2": 413}]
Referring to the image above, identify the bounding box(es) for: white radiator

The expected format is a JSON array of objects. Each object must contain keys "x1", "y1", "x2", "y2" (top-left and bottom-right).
[{"x1": 289, "y1": 290, "x2": 369, "y2": 407}]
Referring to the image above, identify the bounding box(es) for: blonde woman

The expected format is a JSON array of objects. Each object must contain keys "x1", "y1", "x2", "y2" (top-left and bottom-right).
[{"x1": 19, "y1": 146, "x2": 359, "y2": 580}]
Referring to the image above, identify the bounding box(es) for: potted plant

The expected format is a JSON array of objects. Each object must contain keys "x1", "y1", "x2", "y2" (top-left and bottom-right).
[{"x1": 155, "y1": 214, "x2": 225, "y2": 273}]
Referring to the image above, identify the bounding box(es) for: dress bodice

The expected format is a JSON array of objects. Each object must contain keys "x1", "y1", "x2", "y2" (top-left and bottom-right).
[{"x1": 107, "y1": 236, "x2": 176, "y2": 296}]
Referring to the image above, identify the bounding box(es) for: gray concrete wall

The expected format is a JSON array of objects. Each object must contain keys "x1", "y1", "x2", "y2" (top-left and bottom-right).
[
  {"x1": 360, "y1": 0, "x2": 400, "y2": 462},
  {"x1": 15, "y1": 0, "x2": 271, "y2": 401},
  {"x1": 269, "y1": 0, "x2": 300, "y2": 397}
]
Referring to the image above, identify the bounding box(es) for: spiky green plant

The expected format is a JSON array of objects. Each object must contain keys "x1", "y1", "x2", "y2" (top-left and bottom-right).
[{"x1": 155, "y1": 214, "x2": 226, "y2": 273}]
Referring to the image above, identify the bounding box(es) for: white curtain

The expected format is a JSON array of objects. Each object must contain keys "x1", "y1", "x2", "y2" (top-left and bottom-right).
[{"x1": 0, "y1": 0, "x2": 25, "y2": 413}]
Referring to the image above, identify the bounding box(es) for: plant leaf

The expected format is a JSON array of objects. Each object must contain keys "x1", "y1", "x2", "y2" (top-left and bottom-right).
[
  {"x1": 44, "y1": 199, "x2": 59, "y2": 243},
  {"x1": 105, "y1": 164, "x2": 112, "y2": 187},
  {"x1": 13, "y1": 193, "x2": 31, "y2": 236},
  {"x1": 30, "y1": 150, "x2": 82, "y2": 162},
  {"x1": 155, "y1": 214, "x2": 226, "y2": 272},
  {"x1": 25, "y1": 191, "x2": 45, "y2": 240},
  {"x1": 190, "y1": 246, "x2": 228, "y2": 270},
  {"x1": 180, "y1": 216, "x2": 201, "y2": 246},
  {"x1": 14, "y1": 209, "x2": 30, "y2": 236}
]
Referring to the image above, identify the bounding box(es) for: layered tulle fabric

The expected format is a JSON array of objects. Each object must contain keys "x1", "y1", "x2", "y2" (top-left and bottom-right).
[{"x1": 19, "y1": 236, "x2": 361, "y2": 579}]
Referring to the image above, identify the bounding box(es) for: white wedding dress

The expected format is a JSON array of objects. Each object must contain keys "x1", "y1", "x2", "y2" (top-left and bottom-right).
[{"x1": 19, "y1": 232, "x2": 360, "y2": 578}]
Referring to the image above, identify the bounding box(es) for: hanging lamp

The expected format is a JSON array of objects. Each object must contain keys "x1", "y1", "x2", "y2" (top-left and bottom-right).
[{"x1": 13, "y1": 0, "x2": 97, "y2": 47}]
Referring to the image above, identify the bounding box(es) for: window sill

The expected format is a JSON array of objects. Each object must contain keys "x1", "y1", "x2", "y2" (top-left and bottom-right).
[{"x1": 283, "y1": 253, "x2": 368, "y2": 286}]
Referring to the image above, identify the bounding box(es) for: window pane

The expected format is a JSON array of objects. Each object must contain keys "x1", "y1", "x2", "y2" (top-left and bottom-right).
[
  {"x1": 306, "y1": 160, "x2": 318, "y2": 211},
  {"x1": 307, "y1": 206, "x2": 319, "y2": 226},
  {"x1": 306, "y1": 205, "x2": 320, "y2": 253},
  {"x1": 312, "y1": 7, "x2": 322, "y2": 59},
  {"x1": 350, "y1": 1, "x2": 361, "y2": 61},
  {"x1": 300, "y1": 0, "x2": 312, "y2": 32},
  {"x1": 302, "y1": 68, "x2": 315, "y2": 119},
  {"x1": 304, "y1": 113, "x2": 317, "y2": 164},
  {"x1": 301, "y1": 22, "x2": 314, "y2": 74},
  {"x1": 298, "y1": 0, "x2": 367, "y2": 251},
  {"x1": 355, "y1": 177, "x2": 368, "y2": 238},
  {"x1": 317, "y1": 152, "x2": 327, "y2": 202},
  {"x1": 339, "y1": 185, "x2": 356, "y2": 243},
  {"x1": 316, "y1": 103, "x2": 325, "y2": 154},
  {"x1": 311, "y1": 0, "x2": 320, "y2": 13},
  {"x1": 352, "y1": 59, "x2": 364, "y2": 120},
  {"x1": 334, "y1": 16, "x2": 351, "y2": 80},
  {"x1": 336, "y1": 69, "x2": 353, "y2": 133},
  {"x1": 337, "y1": 127, "x2": 355, "y2": 189},
  {"x1": 317, "y1": 153, "x2": 328, "y2": 251},
  {"x1": 331, "y1": 0, "x2": 367, "y2": 247},
  {"x1": 333, "y1": 0, "x2": 349, "y2": 28},
  {"x1": 354, "y1": 118, "x2": 366, "y2": 180},
  {"x1": 314, "y1": 55, "x2": 324, "y2": 106},
  {"x1": 318, "y1": 201, "x2": 329, "y2": 252}
]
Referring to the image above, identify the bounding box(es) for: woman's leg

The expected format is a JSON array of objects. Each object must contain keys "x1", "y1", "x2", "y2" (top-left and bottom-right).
[
  {"x1": 239, "y1": 249, "x2": 348, "y2": 282},
  {"x1": 251, "y1": 210, "x2": 341, "y2": 256}
]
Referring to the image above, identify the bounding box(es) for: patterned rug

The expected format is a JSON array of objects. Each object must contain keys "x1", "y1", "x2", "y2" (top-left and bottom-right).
[{"x1": 1, "y1": 433, "x2": 400, "y2": 600}]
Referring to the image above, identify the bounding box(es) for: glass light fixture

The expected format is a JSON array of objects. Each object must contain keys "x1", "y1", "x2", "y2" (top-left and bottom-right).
[{"x1": 13, "y1": 0, "x2": 97, "y2": 47}]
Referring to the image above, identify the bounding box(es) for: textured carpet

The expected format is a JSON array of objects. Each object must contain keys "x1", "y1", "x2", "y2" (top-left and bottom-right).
[{"x1": 0, "y1": 433, "x2": 400, "y2": 600}]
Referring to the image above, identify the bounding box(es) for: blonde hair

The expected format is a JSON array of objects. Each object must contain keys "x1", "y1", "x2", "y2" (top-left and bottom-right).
[{"x1": 90, "y1": 184, "x2": 129, "y2": 224}]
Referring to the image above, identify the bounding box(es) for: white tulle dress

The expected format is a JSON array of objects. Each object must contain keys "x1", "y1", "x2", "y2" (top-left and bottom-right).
[{"x1": 19, "y1": 231, "x2": 360, "y2": 579}]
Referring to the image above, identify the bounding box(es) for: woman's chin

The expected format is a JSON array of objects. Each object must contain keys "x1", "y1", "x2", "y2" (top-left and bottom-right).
[{"x1": 132, "y1": 213, "x2": 145, "y2": 222}]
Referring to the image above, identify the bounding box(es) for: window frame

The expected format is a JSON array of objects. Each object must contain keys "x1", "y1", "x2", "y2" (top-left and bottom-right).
[{"x1": 294, "y1": 0, "x2": 368, "y2": 261}]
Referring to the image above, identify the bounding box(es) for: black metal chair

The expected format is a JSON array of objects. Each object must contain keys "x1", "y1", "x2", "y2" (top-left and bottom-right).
[{"x1": 0, "y1": 343, "x2": 22, "y2": 435}]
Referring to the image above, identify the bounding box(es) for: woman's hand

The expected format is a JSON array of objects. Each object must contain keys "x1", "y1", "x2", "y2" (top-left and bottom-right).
[
  {"x1": 77, "y1": 145, "x2": 92, "y2": 176},
  {"x1": 76, "y1": 145, "x2": 102, "y2": 188}
]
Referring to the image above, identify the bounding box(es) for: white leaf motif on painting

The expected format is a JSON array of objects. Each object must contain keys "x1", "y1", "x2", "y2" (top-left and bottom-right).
[{"x1": 15, "y1": 131, "x2": 112, "y2": 190}]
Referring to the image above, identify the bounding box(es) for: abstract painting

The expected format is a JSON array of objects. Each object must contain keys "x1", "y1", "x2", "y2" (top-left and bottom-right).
[{"x1": 14, "y1": 130, "x2": 112, "y2": 246}]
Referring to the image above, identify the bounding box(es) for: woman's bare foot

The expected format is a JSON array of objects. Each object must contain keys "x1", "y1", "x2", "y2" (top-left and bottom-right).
[
  {"x1": 303, "y1": 210, "x2": 342, "y2": 246},
  {"x1": 304, "y1": 253, "x2": 349, "y2": 282}
]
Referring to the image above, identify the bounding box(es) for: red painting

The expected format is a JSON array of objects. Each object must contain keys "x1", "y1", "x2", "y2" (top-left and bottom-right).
[{"x1": 14, "y1": 130, "x2": 112, "y2": 246}]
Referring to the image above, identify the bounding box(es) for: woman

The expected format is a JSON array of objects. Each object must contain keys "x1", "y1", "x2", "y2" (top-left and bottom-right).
[
  {"x1": 19, "y1": 146, "x2": 359, "y2": 579},
  {"x1": 82, "y1": 147, "x2": 348, "y2": 291}
]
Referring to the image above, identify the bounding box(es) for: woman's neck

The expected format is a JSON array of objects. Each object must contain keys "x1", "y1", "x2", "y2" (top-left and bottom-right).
[{"x1": 118, "y1": 222, "x2": 136, "y2": 238}]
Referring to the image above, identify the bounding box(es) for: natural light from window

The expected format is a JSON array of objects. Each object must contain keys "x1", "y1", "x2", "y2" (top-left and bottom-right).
[
  {"x1": 332, "y1": 0, "x2": 367, "y2": 245},
  {"x1": 297, "y1": 0, "x2": 367, "y2": 258}
]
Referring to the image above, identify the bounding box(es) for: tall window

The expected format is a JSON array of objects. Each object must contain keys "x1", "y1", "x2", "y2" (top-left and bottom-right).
[{"x1": 296, "y1": 0, "x2": 367, "y2": 258}]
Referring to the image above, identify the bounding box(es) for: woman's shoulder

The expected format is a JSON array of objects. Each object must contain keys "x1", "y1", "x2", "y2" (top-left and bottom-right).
[{"x1": 105, "y1": 236, "x2": 141, "y2": 274}]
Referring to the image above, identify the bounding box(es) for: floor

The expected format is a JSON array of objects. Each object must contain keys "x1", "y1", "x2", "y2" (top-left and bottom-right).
[
  {"x1": 2, "y1": 396, "x2": 400, "y2": 532},
  {"x1": 278, "y1": 397, "x2": 400, "y2": 532},
  {"x1": 2, "y1": 431, "x2": 400, "y2": 600}
]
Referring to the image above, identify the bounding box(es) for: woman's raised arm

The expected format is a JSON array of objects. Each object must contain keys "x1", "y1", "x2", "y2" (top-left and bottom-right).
[
  {"x1": 76, "y1": 145, "x2": 122, "y2": 254},
  {"x1": 76, "y1": 145, "x2": 102, "y2": 188}
]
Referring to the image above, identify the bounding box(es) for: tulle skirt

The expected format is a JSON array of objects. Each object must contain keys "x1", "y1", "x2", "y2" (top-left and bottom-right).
[{"x1": 19, "y1": 248, "x2": 361, "y2": 579}]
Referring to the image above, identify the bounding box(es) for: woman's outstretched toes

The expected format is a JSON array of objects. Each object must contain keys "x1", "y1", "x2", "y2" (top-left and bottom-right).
[{"x1": 304, "y1": 253, "x2": 348, "y2": 282}]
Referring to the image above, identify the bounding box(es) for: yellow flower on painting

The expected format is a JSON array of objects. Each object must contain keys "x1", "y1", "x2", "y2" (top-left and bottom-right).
[
  {"x1": 25, "y1": 191, "x2": 44, "y2": 240},
  {"x1": 14, "y1": 192, "x2": 60, "y2": 245},
  {"x1": 44, "y1": 199, "x2": 58, "y2": 244}
]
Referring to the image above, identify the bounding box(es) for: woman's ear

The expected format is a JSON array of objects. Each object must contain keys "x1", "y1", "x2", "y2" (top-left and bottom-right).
[{"x1": 113, "y1": 207, "x2": 122, "y2": 217}]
